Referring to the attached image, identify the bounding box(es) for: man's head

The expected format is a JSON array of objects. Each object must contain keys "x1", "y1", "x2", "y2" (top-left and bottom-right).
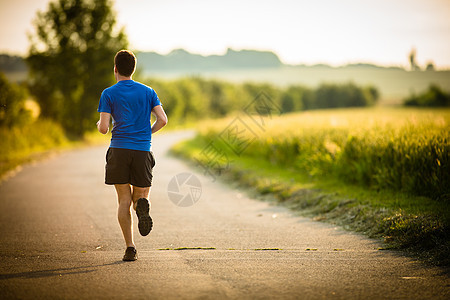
[{"x1": 114, "y1": 50, "x2": 136, "y2": 77}]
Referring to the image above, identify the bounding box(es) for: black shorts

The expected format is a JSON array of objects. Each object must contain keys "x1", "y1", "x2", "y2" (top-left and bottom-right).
[{"x1": 105, "y1": 148, "x2": 156, "y2": 187}]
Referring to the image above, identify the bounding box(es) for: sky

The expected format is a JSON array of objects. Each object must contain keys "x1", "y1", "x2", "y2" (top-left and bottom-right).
[{"x1": 1, "y1": 0, "x2": 449, "y2": 68}]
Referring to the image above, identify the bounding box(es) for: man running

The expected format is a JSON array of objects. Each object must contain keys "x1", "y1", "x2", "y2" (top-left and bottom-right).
[{"x1": 97, "y1": 50, "x2": 167, "y2": 261}]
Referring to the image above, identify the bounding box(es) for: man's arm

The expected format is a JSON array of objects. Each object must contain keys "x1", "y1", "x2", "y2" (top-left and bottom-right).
[
  {"x1": 151, "y1": 105, "x2": 168, "y2": 134},
  {"x1": 97, "y1": 112, "x2": 111, "y2": 134}
]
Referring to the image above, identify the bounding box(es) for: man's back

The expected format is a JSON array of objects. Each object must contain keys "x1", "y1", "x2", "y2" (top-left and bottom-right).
[{"x1": 99, "y1": 80, "x2": 161, "y2": 151}]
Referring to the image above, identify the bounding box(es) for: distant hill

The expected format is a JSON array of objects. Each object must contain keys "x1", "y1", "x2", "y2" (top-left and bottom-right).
[
  {"x1": 135, "y1": 49, "x2": 412, "y2": 75},
  {"x1": 0, "y1": 54, "x2": 27, "y2": 72},
  {"x1": 0, "y1": 49, "x2": 404, "y2": 76},
  {"x1": 136, "y1": 48, "x2": 283, "y2": 72}
]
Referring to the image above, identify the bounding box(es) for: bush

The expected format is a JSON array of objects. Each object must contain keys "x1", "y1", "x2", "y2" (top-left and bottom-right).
[
  {"x1": 404, "y1": 85, "x2": 450, "y2": 107},
  {"x1": 0, "y1": 119, "x2": 68, "y2": 176},
  {"x1": 315, "y1": 83, "x2": 378, "y2": 109},
  {"x1": 0, "y1": 72, "x2": 31, "y2": 128},
  {"x1": 280, "y1": 86, "x2": 306, "y2": 113}
]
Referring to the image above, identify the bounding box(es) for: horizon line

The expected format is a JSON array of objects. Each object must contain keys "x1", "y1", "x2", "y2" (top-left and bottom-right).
[{"x1": 1, "y1": 47, "x2": 449, "y2": 71}]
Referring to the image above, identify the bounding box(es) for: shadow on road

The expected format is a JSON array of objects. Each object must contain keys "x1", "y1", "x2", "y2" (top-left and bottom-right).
[{"x1": 0, "y1": 261, "x2": 125, "y2": 280}]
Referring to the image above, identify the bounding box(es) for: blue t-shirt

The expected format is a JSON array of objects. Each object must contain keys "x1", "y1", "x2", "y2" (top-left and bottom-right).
[{"x1": 97, "y1": 80, "x2": 161, "y2": 151}]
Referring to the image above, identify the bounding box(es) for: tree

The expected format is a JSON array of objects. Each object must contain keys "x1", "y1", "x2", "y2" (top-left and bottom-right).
[
  {"x1": 364, "y1": 86, "x2": 379, "y2": 106},
  {"x1": 206, "y1": 80, "x2": 228, "y2": 117},
  {"x1": 281, "y1": 86, "x2": 304, "y2": 113},
  {"x1": 314, "y1": 83, "x2": 377, "y2": 109},
  {"x1": 27, "y1": 0, "x2": 127, "y2": 136},
  {"x1": 404, "y1": 85, "x2": 450, "y2": 107},
  {"x1": 408, "y1": 48, "x2": 420, "y2": 71},
  {"x1": 425, "y1": 62, "x2": 435, "y2": 71}
]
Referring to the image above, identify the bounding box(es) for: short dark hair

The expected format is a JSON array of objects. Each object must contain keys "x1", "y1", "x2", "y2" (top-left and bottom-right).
[{"x1": 114, "y1": 50, "x2": 136, "y2": 77}]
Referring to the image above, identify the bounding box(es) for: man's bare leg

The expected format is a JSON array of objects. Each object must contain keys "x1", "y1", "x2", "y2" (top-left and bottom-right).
[
  {"x1": 131, "y1": 186, "x2": 150, "y2": 210},
  {"x1": 114, "y1": 184, "x2": 135, "y2": 248}
]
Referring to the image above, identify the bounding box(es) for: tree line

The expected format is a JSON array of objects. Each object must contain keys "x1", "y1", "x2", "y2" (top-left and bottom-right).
[{"x1": 146, "y1": 77, "x2": 379, "y2": 124}]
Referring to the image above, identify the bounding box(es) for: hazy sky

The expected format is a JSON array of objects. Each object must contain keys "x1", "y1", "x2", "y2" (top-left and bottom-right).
[{"x1": 1, "y1": 0, "x2": 449, "y2": 68}]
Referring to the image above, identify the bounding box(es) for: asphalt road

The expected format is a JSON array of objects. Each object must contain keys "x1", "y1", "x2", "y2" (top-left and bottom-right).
[{"x1": 0, "y1": 131, "x2": 449, "y2": 300}]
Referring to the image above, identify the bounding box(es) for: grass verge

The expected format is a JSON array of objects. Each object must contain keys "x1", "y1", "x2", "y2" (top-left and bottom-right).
[
  {"x1": 171, "y1": 134, "x2": 450, "y2": 267},
  {"x1": 0, "y1": 119, "x2": 111, "y2": 181}
]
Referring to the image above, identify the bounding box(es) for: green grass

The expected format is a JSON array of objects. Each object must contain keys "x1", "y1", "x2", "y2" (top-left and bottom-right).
[
  {"x1": 171, "y1": 107, "x2": 450, "y2": 266},
  {"x1": 0, "y1": 119, "x2": 69, "y2": 178},
  {"x1": 0, "y1": 119, "x2": 113, "y2": 180},
  {"x1": 195, "y1": 107, "x2": 449, "y2": 200}
]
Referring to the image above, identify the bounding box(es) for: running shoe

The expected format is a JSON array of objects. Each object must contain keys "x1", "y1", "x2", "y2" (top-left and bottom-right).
[
  {"x1": 123, "y1": 247, "x2": 137, "y2": 261},
  {"x1": 136, "y1": 198, "x2": 153, "y2": 236}
]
